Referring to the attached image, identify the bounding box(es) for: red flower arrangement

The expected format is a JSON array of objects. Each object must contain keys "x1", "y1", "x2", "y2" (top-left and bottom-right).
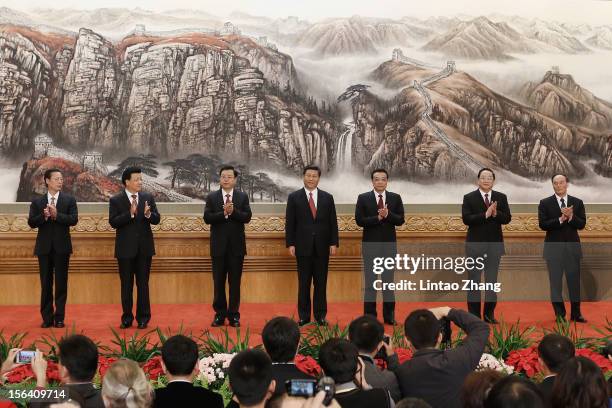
[
  {"x1": 294, "y1": 354, "x2": 322, "y2": 377},
  {"x1": 98, "y1": 356, "x2": 118, "y2": 379},
  {"x1": 374, "y1": 347, "x2": 414, "y2": 370},
  {"x1": 505, "y1": 346, "x2": 541, "y2": 378},
  {"x1": 575, "y1": 348, "x2": 612, "y2": 373},
  {"x1": 5, "y1": 361, "x2": 61, "y2": 384},
  {"x1": 142, "y1": 356, "x2": 164, "y2": 381}
]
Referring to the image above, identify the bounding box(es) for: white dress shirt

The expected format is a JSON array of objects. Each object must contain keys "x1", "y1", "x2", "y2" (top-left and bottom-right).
[
  {"x1": 47, "y1": 191, "x2": 60, "y2": 205},
  {"x1": 479, "y1": 189, "x2": 493, "y2": 205},
  {"x1": 304, "y1": 187, "x2": 318, "y2": 208},
  {"x1": 373, "y1": 189, "x2": 386, "y2": 207}
]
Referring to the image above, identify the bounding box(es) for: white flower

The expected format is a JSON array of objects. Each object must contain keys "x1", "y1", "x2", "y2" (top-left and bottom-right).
[{"x1": 477, "y1": 353, "x2": 514, "y2": 374}]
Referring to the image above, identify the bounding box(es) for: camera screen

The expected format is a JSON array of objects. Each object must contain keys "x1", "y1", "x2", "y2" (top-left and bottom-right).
[
  {"x1": 17, "y1": 350, "x2": 35, "y2": 363},
  {"x1": 289, "y1": 380, "x2": 315, "y2": 396}
]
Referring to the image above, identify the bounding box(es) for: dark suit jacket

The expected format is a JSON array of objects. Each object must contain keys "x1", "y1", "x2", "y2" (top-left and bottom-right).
[
  {"x1": 539, "y1": 375, "x2": 556, "y2": 402},
  {"x1": 108, "y1": 191, "x2": 160, "y2": 258},
  {"x1": 270, "y1": 363, "x2": 315, "y2": 396},
  {"x1": 462, "y1": 190, "x2": 511, "y2": 255},
  {"x1": 538, "y1": 195, "x2": 586, "y2": 259},
  {"x1": 27, "y1": 193, "x2": 78, "y2": 256},
  {"x1": 285, "y1": 188, "x2": 339, "y2": 256},
  {"x1": 203, "y1": 189, "x2": 252, "y2": 257},
  {"x1": 31, "y1": 382, "x2": 104, "y2": 408},
  {"x1": 355, "y1": 191, "x2": 405, "y2": 243},
  {"x1": 154, "y1": 381, "x2": 224, "y2": 408},
  {"x1": 395, "y1": 309, "x2": 490, "y2": 408}
]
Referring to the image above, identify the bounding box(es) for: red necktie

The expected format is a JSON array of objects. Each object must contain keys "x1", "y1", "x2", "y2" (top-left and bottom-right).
[
  {"x1": 131, "y1": 194, "x2": 138, "y2": 215},
  {"x1": 484, "y1": 193, "x2": 490, "y2": 208},
  {"x1": 225, "y1": 194, "x2": 231, "y2": 204},
  {"x1": 377, "y1": 194, "x2": 384, "y2": 210},
  {"x1": 308, "y1": 192, "x2": 316, "y2": 219}
]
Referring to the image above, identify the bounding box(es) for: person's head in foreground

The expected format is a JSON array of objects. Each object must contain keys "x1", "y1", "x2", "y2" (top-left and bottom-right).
[
  {"x1": 404, "y1": 309, "x2": 441, "y2": 350},
  {"x1": 348, "y1": 315, "x2": 385, "y2": 356},
  {"x1": 58, "y1": 334, "x2": 99, "y2": 384},
  {"x1": 262, "y1": 316, "x2": 301, "y2": 363},
  {"x1": 395, "y1": 397, "x2": 433, "y2": 408},
  {"x1": 160, "y1": 334, "x2": 199, "y2": 379},
  {"x1": 461, "y1": 369, "x2": 505, "y2": 408},
  {"x1": 318, "y1": 339, "x2": 360, "y2": 387},
  {"x1": 537, "y1": 333, "x2": 575, "y2": 376},
  {"x1": 484, "y1": 376, "x2": 545, "y2": 408},
  {"x1": 229, "y1": 349, "x2": 275, "y2": 408},
  {"x1": 550, "y1": 356, "x2": 608, "y2": 408},
  {"x1": 102, "y1": 359, "x2": 154, "y2": 408}
]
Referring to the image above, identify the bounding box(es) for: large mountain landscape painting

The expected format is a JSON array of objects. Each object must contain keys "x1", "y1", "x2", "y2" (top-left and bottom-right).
[{"x1": 1, "y1": 0, "x2": 611, "y2": 203}]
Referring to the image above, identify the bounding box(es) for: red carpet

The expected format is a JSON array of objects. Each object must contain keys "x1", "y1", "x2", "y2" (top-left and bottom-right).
[{"x1": 1, "y1": 302, "x2": 610, "y2": 349}]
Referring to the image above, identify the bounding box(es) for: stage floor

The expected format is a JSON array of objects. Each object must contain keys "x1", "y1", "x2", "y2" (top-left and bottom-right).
[{"x1": 1, "y1": 302, "x2": 610, "y2": 347}]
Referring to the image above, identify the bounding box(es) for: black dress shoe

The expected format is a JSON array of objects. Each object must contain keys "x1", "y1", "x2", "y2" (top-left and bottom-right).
[
  {"x1": 229, "y1": 318, "x2": 240, "y2": 327},
  {"x1": 137, "y1": 322, "x2": 148, "y2": 329},
  {"x1": 41, "y1": 321, "x2": 53, "y2": 328},
  {"x1": 484, "y1": 317, "x2": 499, "y2": 324},
  {"x1": 211, "y1": 316, "x2": 225, "y2": 327},
  {"x1": 571, "y1": 315, "x2": 587, "y2": 323},
  {"x1": 298, "y1": 319, "x2": 311, "y2": 327},
  {"x1": 119, "y1": 322, "x2": 132, "y2": 329},
  {"x1": 316, "y1": 319, "x2": 328, "y2": 326},
  {"x1": 54, "y1": 321, "x2": 65, "y2": 328}
]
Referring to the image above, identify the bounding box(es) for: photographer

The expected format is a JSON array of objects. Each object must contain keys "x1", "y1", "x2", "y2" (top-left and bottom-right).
[
  {"x1": 395, "y1": 307, "x2": 489, "y2": 408},
  {"x1": 348, "y1": 315, "x2": 401, "y2": 402},
  {"x1": 319, "y1": 339, "x2": 393, "y2": 408}
]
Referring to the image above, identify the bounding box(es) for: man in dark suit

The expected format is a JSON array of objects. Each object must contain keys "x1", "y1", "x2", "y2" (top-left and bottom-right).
[
  {"x1": 355, "y1": 168, "x2": 405, "y2": 325},
  {"x1": 538, "y1": 174, "x2": 587, "y2": 322},
  {"x1": 204, "y1": 165, "x2": 252, "y2": 328},
  {"x1": 155, "y1": 335, "x2": 223, "y2": 408},
  {"x1": 262, "y1": 317, "x2": 315, "y2": 396},
  {"x1": 461, "y1": 168, "x2": 511, "y2": 323},
  {"x1": 109, "y1": 167, "x2": 160, "y2": 329},
  {"x1": 537, "y1": 334, "x2": 575, "y2": 402},
  {"x1": 27, "y1": 168, "x2": 78, "y2": 328},
  {"x1": 285, "y1": 165, "x2": 339, "y2": 326},
  {"x1": 395, "y1": 307, "x2": 490, "y2": 408}
]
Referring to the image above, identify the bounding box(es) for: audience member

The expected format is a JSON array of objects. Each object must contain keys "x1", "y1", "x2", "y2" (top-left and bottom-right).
[
  {"x1": 318, "y1": 338, "x2": 393, "y2": 408},
  {"x1": 461, "y1": 369, "x2": 504, "y2": 408},
  {"x1": 484, "y1": 376, "x2": 545, "y2": 408},
  {"x1": 551, "y1": 356, "x2": 608, "y2": 408},
  {"x1": 102, "y1": 359, "x2": 153, "y2": 408},
  {"x1": 395, "y1": 307, "x2": 489, "y2": 408},
  {"x1": 228, "y1": 349, "x2": 275, "y2": 408},
  {"x1": 154, "y1": 335, "x2": 223, "y2": 408},
  {"x1": 395, "y1": 398, "x2": 432, "y2": 408},
  {"x1": 536, "y1": 333, "x2": 575, "y2": 401},
  {"x1": 348, "y1": 315, "x2": 401, "y2": 401}
]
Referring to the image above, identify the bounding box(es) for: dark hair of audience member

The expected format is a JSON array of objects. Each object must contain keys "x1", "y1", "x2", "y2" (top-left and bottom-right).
[
  {"x1": 537, "y1": 333, "x2": 575, "y2": 373},
  {"x1": 319, "y1": 338, "x2": 359, "y2": 385},
  {"x1": 396, "y1": 397, "x2": 433, "y2": 408},
  {"x1": 348, "y1": 315, "x2": 384, "y2": 354},
  {"x1": 160, "y1": 335, "x2": 199, "y2": 376},
  {"x1": 550, "y1": 356, "x2": 608, "y2": 408},
  {"x1": 262, "y1": 317, "x2": 301, "y2": 363},
  {"x1": 462, "y1": 369, "x2": 505, "y2": 408},
  {"x1": 228, "y1": 349, "x2": 274, "y2": 406},
  {"x1": 404, "y1": 309, "x2": 440, "y2": 349},
  {"x1": 58, "y1": 334, "x2": 99, "y2": 382},
  {"x1": 484, "y1": 375, "x2": 545, "y2": 408}
]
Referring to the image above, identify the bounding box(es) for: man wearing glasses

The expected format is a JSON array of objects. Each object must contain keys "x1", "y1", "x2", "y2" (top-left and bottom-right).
[
  {"x1": 461, "y1": 168, "x2": 511, "y2": 323},
  {"x1": 204, "y1": 165, "x2": 252, "y2": 327}
]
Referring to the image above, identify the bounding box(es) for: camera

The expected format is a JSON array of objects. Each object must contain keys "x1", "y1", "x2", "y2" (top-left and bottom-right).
[
  {"x1": 440, "y1": 317, "x2": 452, "y2": 349},
  {"x1": 286, "y1": 376, "x2": 335, "y2": 406},
  {"x1": 374, "y1": 335, "x2": 391, "y2": 360},
  {"x1": 15, "y1": 350, "x2": 35, "y2": 364}
]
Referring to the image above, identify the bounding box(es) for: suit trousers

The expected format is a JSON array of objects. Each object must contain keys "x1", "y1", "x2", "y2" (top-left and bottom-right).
[
  {"x1": 297, "y1": 253, "x2": 329, "y2": 321},
  {"x1": 545, "y1": 252, "x2": 581, "y2": 318},
  {"x1": 212, "y1": 249, "x2": 244, "y2": 320},
  {"x1": 38, "y1": 249, "x2": 70, "y2": 323},
  {"x1": 117, "y1": 252, "x2": 152, "y2": 325},
  {"x1": 467, "y1": 251, "x2": 501, "y2": 319},
  {"x1": 363, "y1": 255, "x2": 395, "y2": 322}
]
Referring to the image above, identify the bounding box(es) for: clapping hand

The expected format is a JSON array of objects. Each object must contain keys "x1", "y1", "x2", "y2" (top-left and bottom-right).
[
  {"x1": 223, "y1": 202, "x2": 234, "y2": 216},
  {"x1": 486, "y1": 201, "x2": 497, "y2": 218},
  {"x1": 561, "y1": 205, "x2": 573, "y2": 221},
  {"x1": 43, "y1": 205, "x2": 51, "y2": 221},
  {"x1": 48, "y1": 203, "x2": 57, "y2": 220},
  {"x1": 144, "y1": 201, "x2": 151, "y2": 218},
  {"x1": 378, "y1": 205, "x2": 389, "y2": 220}
]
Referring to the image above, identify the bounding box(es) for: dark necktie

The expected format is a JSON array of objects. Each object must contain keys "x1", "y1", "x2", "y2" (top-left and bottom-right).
[
  {"x1": 50, "y1": 196, "x2": 55, "y2": 206},
  {"x1": 308, "y1": 192, "x2": 316, "y2": 219},
  {"x1": 560, "y1": 198, "x2": 566, "y2": 208},
  {"x1": 131, "y1": 194, "x2": 138, "y2": 216},
  {"x1": 225, "y1": 194, "x2": 231, "y2": 204},
  {"x1": 484, "y1": 193, "x2": 490, "y2": 208},
  {"x1": 377, "y1": 194, "x2": 384, "y2": 210}
]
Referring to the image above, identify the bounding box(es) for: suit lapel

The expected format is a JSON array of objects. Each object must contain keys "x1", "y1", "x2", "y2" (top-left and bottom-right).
[
  {"x1": 475, "y1": 190, "x2": 487, "y2": 212},
  {"x1": 122, "y1": 192, "x2": 132, "y2": 212}
]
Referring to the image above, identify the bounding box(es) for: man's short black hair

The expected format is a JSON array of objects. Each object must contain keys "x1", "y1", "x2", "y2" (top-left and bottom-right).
[
  {"x1": 551, "y1": 174, "x2": 569, "y2": 183},
  {"x1": 484, "y1": 376, "x2": 545, "y2": 408},
  {"x1": 478, "y1": 168, "x2": 495, "y2": 179},
  {"x1": 121, "y1": 166, "x2": 142, "y2": 185},
  {"x1": 348, "y1": 315, "x2": 384, "y2": 354},
  {"x1": 262, "y1": 317, "x2": 300, "y2": 363},
  {"x1": 219, "y1": 165, "x2": 239, "y2": 177},
  {"x1": 303, "y1": 165, "x2": 321, "y2": 176},
  {"x1": 58, "y1": 334, "x2": 99, "y2": 382},
  {"x1": 161, "y1": 335, "x2": 199, "y2": 376},
  {"x1": 319, "y1": 338, "x2": 358, "y2": 384},
  {"x1": 229, "y1": 349, "x2": 273, "y2": 406},
  {"x1": 371, "y1": 168, "x2": 389, "y2": 180},
  {"x1": 396, "y1": 398, "x2": 433, "y2": 408},
  {"x1": 404, "y1": 309, "x2": 440, "y2": 350},
  {"x1": 537, "y1": 334, "x2": 575, "y2": 374},
  {"x1": 43, "y1": 168, "x2": 62, "y2": 187}
]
